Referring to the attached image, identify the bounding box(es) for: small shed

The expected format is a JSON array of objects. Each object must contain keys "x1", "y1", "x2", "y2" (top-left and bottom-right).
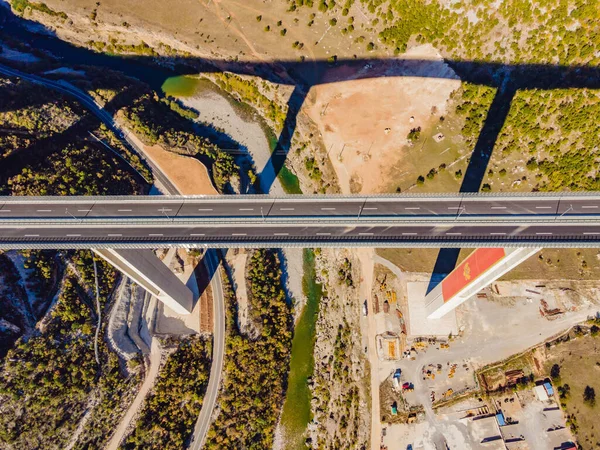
[{"x1": 534, "y1": 385, "x2": 549, "y2": 401}]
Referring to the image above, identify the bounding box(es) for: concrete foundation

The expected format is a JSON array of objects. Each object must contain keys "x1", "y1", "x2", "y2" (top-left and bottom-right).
[
  {"x1": 407, "y1": 282, "x2": 458, "y2": 337},
  {"x1": 93, "y1": 248, "x2": 194, "y2": 315}
]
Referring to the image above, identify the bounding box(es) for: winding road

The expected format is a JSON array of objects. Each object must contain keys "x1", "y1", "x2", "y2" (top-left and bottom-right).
[
  {"x1": 188, "y1": 250, "x2": 226, "y2": 450},
  {"x1": 0, "y1": 63, "x2": 226, "y2": 448},
  {"x1": 0, "y1": 63, "x2": 180, "y2": 194}
]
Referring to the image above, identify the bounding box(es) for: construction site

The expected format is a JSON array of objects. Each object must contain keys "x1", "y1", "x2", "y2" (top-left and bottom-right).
[{"x1": 368, "y1": 249, "x2": 600, "y2": 450}]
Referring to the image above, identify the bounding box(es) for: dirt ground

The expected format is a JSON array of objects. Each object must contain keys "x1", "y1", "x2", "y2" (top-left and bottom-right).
[
  {"x1": 40, "y1": 0, "x2": 384, "y2": 62},
  {"x1": 143, "y1": 144, "x2": 218, "y2": 195},
  {"x1": 303, "y1": 44, "x2": 461, "y2": 194}
]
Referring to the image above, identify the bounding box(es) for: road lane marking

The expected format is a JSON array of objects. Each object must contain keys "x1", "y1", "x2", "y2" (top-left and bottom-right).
[
  {"x1": 66, "y1": 234, "x2": 81, "y2": 237},
  {"x1": 274, "y1": 233, "x2": 289, "y2": 236},
  {"x1": 316, "y1": 232, "x2": 331, "y2": 236},
  {"x1": 536, "y1": 232, "x2": 553, "y2": 235},
  {"x1": 447, "y1": 206, "x2": 461, "y2": 209},
  {"x1": 24, "y1": 234, "x2": 39, "y2": 237},
  {"x1": 490, "y1": 232, "x2": 507, "y2": 235},
  {"x1": 402, "y1": 232, "x2": 418, "y2": 236},
  {"x1": 321, "y1": 207, "x2": 336, "y2": 211},
  {"x1": 446, "y1": 232, "x2": 462, "y2": 235},
  {"x1": 582, "y1": 206, "x2": 599, "y2": 209},
  {"x1": 118, "y1": 209, "x2": 133, "y2": 212},
  {"x1": 359, "y1": 232, "x2": 374, "y2": 236},
  {"x1": 404, "y1": 207, "x2": 421, "y2": 210},
  {"x1": 148, "y1": 233, "x2": 163, "y2": 236},
  {"x1": 0, "y1": 210, "x2": 11, "y2": 212},
  {"x1": 107, "y1": 233, "x2": 122, "y2": 237},
  {"x1": 232, "y1": 233, "x2": 247, "y2": 236},
  {"x1": 535, "y1": 206, "x2": 552, "y2": 209},
  {"x1": 279, "y1": 208, "x2": 295, "y2": 211},
  {"x1": 190, "y1": 233, "x2": 206, "y2": 236},
  {"x1": 584, "y1": 232, "x2": 600, "y2": 235},
  {"x1": 198, "y1": 208, "x2": 213, "y2": 211},
  {"x1": 239, "y1": 208, "x2": 254, "y2": 211},
  {"x1": 491, "y1": 206, "x2": 507, "y2": 209},
  {"x1": 77, "y1": 209, "x2": 91, "y2": 212},
  {"x1": 36, "y1": 209, "x2": 52, "y2": 212}
]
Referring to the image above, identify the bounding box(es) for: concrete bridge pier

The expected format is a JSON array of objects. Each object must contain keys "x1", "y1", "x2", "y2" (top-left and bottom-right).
[
  {"x1": 425, "y1": 247, "x2": 541, "y2": 319},
  {"x1": 93, "y1": 248, "x2": 194, "y2": 315}
]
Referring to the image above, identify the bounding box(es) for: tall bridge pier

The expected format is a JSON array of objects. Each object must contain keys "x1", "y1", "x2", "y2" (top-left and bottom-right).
[
  {"x1": 424, "y1": 247, "x2": 541, "y2": 319},
  {"x1": 94, "y1": 248, "x2": 194, "y2": 315}
]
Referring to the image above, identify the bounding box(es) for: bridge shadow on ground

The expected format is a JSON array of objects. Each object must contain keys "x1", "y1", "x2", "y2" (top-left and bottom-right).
[{"x1": 2, "y1": 6, "x2": 600, "y2": 287}]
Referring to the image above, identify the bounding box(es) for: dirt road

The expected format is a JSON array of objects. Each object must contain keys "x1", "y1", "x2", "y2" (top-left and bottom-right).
[{"x1": 106, "y1": 338, "x2": 163, "y2": 450}]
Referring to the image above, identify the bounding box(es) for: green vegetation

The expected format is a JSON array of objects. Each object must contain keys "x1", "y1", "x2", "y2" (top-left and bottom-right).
[
  {"x1": 205, "y1": 249, "x2": 293, "y2": 449},
  {"x1": 124, "y1": 336, "x2": 212, "y2": 449},
  {"x1": 337, "y1": 257, "x2": 354, "y2": 287},
  {"x1": 121, "y1": 93, "x2": 238, "y2": 191},
  {"x1": 214, "y1": 73, "x2": 287, "y2": 129},
  {"x1": 11, "y1": 0, "x2": 68, "y2": 19},
  {"x1": 86, "y1": 39, "x2": 158, "y2": 57},
  {"x1": 5, "y1": 144, "x2": 146, "y2": 195},
  {"x1": 453, "y1": 83, "x2": 497, "y2": 146},
  {"x1": 0, "y1": 259, "x2": 137, "y2": 449},
  {"x1": 488, "y1": 89, "x2": 600, "y2": 192},
  {"x1": 280, "y1": 249, "x2": 323, "y2": 450}
]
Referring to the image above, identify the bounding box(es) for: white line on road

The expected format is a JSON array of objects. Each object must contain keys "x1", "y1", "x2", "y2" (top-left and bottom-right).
[
  {"x1": 490, "y1": 232, "x2": 507, "y2": 235},
  {"x1": 238, "y1": 208, "x2": 254, "y2": 211},
  {"x1": 0, "y1": 210, "x2": 11, "y2": 212},
  {"x1": 198, "y1": 208, "x2": 214, "y2": 211},
  {"x1": 447, "y1": 206, "x2": 461, "y2": 209},
  {"x1": 446, "y1": 232, "x2": 462, "y2": 235},
  {"x1": 279, "y1": 208, "x2": 295, "y2": 211},
  {"x1": 24, "y1": 234, "x2": 39, "y2": 237},
  {"x1": 232, "y1": 233, "x2": 247, "y2": 236},
  {"x1": 77, "y1": 209, "x2": 91, "y2": 212},
  {"x1": 536, "y1": 232, "x2": 553, "y2": 235},
  {"x1": 148, "y1": 233, "x2": 163, "y2": 236},
  {"x1": 582, "y1": 206, "x2": 599, "y2": 209},
  {"x1": 362, "y1": 207, "x2": 378, "y2": 210},
  {"x1": 359, "y1": 232, "x2": 374, "y2": 235},
  {"x1": 491, "y1": 206, "x2": 507, "y2": 209},
  {"x1": 316, "y1": 232, "x2": 331, "y2": 236},
  {"x1": 190, "y1": 233, "x2": 206, "y2": 236},
  {"x1": 402, "y1": 232, "x2": 418, "y2": 236},
  {"x1": 321, "y1": 207, "x2": 336, "y2": 211},
  {"x1": 107, "y1": 234, "x2": 122, "y2": 237},
  {"x1": 535, "y1": 206, "x2": 552, "y2": 209},
  {"x1": 584, "y1": 232, "x2": 600, "y2": 235},
  {"x1": 36, "y1": 209, "x2": 52, "y2": 212},
  {"x1": 404, "y1": 207, "x2": 421, "y2": 210},
  {"x1": 274, "y1": 233, "x2": 289, "y2": 236},
  {"x1": 118, "y1": 209, "x2": 133, "y2": 212},
  {"x1": 66, "y1": 234, "x2": 81, "y2": 237}
]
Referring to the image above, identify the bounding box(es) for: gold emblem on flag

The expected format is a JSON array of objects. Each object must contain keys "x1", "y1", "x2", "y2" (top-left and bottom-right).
[{"x1": 463, "y1": 262, "x2": 471, "y2": 281}]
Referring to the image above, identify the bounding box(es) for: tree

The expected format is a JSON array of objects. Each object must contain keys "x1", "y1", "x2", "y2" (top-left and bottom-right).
[
  {"x1": 584, "y1": 386, "x2": 595, "y2": 406},
  {"x1": 550, "y1": 364, "x2": 561, "y2": 380}
]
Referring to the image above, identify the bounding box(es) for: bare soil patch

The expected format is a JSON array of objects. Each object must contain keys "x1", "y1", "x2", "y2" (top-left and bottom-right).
[
  {"x1": 143, "y1": 144, "x2": 218, "y2": 195},
  {"x1": 303, "y1": 44, "x2": 460, "y2": 194}
]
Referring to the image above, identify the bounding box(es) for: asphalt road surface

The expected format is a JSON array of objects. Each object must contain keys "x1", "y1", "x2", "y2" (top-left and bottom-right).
[
  {"x1": 188, "y1": 250, "x2": 225, "y2": 450},
  {"x1": 2, "y1": 194, "x2": 600, "y2": 247},
  {"x1": 1, "y1": 193, "x2": 599, "y2": 218}
]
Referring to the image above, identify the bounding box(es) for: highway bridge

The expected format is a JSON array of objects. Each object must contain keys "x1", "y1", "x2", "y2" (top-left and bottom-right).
[{"x1": 3, "y1": 193, "x2": 600, "y2": 248}]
